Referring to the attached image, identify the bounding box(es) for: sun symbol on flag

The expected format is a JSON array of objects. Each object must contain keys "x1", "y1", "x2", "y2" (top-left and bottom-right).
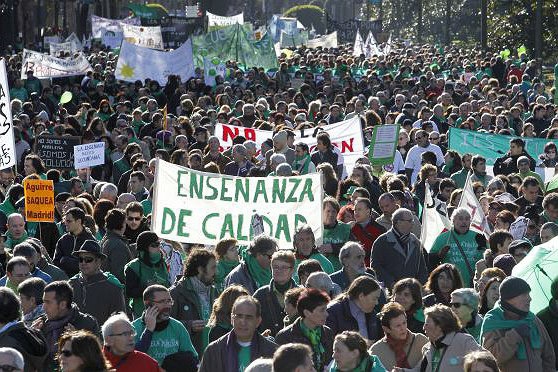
[{"x1": 120, "y1": 63, "x2": 135, "y2": 78}]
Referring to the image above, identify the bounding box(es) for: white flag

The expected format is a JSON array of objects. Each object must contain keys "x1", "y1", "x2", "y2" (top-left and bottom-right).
[
  {"x1": 422, "y1": 184, "x2": 451, "y2": 252},
  {"x1": 364, "y1": 31, "x2": 381, "y2": 57},
  {"x1": 458, "y1": 175, "x2": 492, "y2": 237},
  {"x1": 384, "y1": 33, "x2": 392, "y2": 55},
  {"x1": 353, "y1": 30, "x2": 365, "y2": 57}
]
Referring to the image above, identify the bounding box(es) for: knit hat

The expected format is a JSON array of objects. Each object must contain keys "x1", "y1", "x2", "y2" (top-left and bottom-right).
[
  {"x1": 137, "y1": 231, "x2": 160, "y2": 252},
  {"x1": 499, "y1": 276, "x2": 530, "y2": 301},
  {"x1": 493, "y1": 254, "x2": 516, "y2": 276}
]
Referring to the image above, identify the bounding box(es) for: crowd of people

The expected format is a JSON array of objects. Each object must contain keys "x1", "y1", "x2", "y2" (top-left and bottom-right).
[{"x1": 0, "y1": 28, "x2": 557, "y2": 372}]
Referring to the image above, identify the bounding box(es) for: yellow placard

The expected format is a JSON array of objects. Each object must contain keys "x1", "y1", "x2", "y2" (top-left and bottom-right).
[{"x1": 24, "y1": 180, "x2": 55, "y2": 222}]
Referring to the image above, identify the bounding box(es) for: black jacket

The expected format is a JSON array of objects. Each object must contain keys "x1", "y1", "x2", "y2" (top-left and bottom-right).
[
  {"x1": 52, "y1": 228, "x2": 96, "y2": 277},
  {"x1": 0, "y1": 322, "x2": 48, "y2": 372},
  {"x1": 253, "y1": 279, "x2": 296, "y2": 336}
]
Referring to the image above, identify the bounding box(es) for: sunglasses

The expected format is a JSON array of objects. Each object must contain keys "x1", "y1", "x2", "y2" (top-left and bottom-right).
[
  {"x1": 127, "y1": 216, "x2": 142, "y2": 221},
  {"x1": 79, "y1": 257, "x2": 95, "y2": 263},
  {"x1": 59, "y1": 349, "x2": 74, "y2": 358}
]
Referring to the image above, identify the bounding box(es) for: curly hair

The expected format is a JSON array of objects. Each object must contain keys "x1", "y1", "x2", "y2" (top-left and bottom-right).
[{"x1": 183, "y1": 248, "x2": 216, "y2": 278}]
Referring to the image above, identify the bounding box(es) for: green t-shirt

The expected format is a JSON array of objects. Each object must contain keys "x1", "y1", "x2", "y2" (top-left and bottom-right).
[
  {"x1": 430, "y1": 229, "x2": 484, "y2": 287},
  {"x1": 238, "y1": 344, "x2": 251, "y2": 372},
  {"x1": 294, "y1": 252, "x2": 334, "y2": 284},
  {"x1": 132, "y1": 317, "x2": 198, "y2": 365},
  {"x1": 322, "y1": 222, "x2": 351, "y2": 271}
]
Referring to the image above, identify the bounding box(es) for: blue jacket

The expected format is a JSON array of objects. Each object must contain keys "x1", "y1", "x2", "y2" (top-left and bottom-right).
[
  {"x1": 0, "y1": 267, "x2": 52, "y2": 286},
  {"x1": 326, "y1": 297, "x2": 383, "y2": 342}
]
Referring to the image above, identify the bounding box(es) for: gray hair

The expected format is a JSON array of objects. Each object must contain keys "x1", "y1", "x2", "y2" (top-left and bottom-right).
[
  {"x1": 451, "y1": 207, "x2": 471, "y2": 223},
  {"x1": 306, "y1": 272, "x2": 334, "y2": 292},
  {"x1": 101, "y1": 312, "x2": 132, "y2": 341},
  {"x1": 275, "y1": 163, "x2": 292, "y2": 176},
  {"x1": 451, "y1": 288, "x2": 479, "y2": 310},
  {"x1": 100, "y1": 183, "x2": 118, "y2": 197},
  {"x1": 7, "y1": 213, "x2": 24, "y2": 225},
  {"x1": 541, "y1": 222, "x2": 558, "y2": 236},
  {"x1": 232, "y1": 144, "x2": 247, "y2": 157},
  {"x1": 0, "y1": 347, "x2": 24, "y2": 370},
  {"x1": 339, "y1": 241, "x2": 364, "y2": 263},
  {"x1": 270, "y1": 153, "x2": 287, "y2": 165},
  {"x1": 487, "y1": 178, "x2": 504, "y2": 191},
  {"x1": 244, "y1": 140, "x2": 257, "y2": 152},
  {"x1": 244, "y1": 358, "x2": 273, "y2": 372},
  {"x1": 392, "y1": 207, "x2": 413, "y2": 224}
]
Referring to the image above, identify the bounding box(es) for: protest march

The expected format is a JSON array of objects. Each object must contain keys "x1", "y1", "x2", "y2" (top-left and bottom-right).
[{"x1": 0, "y1": 3, "x2": 557, "y2": 372}]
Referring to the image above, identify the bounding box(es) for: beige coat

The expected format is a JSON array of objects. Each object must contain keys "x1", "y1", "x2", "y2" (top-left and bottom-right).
[
  {"x1": 482, "y1": 316, "x2": 555, "y2": 372},
  {"x1": 401, "y1": 332, "x2": 483, "y2": 372},
  {"x1": 370, "y1": 332, "x2": 429, "y2": 370}
]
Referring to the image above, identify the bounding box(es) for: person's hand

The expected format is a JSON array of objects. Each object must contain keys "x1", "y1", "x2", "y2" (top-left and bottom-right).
[
  {"x1": 516, "y1": 324, "x2": 531, "y2": 338},
  {"x1": 144, "y1": 306, "x2": 159, "y2": 332},
  {"x1": 439, "y1": 246, "x2": 450, "y2": 260},
  {"x1": 317, "y1": 243, "x2": 333, "y2": 254},
  {"x1": 31, "y1": 317, "x2": 44, "y2": 331},
  {"x1": 191, "y1": 320, "x2": 206, "y2": 333},
  {"x1": 261, "y1": 329, "x2": 272, "y2": 337}
]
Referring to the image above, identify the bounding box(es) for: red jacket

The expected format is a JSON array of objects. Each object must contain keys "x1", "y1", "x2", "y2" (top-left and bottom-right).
[
  {"x1": 104, "y1": 347, "x2": 161, "y2": 372},
  {"x1": 350, "y1": 221, "x2": 386, "y2": 266}
]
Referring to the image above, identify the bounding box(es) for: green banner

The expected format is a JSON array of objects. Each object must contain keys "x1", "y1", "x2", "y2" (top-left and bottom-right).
[
  {"x1": 368, "y1": 124, "x2": 400, "y2": 166},
  {"x1": 127, "y1": 4, "x2": 167, "y2": 19},
  {"x1": 448, "y1": 127, "x2": 558, "y2": 165},
  {"x1": 192, "y1": 24, "x2": 278, "y2": 71}
]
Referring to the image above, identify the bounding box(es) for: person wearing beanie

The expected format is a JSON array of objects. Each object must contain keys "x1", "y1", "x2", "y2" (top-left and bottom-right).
[
  {"x1": 537, "y1": 277, "x2": 558, "y2": 369},
  {"x1": 480, "y1": 276, "x2": 555, "y2": 372},
  {"x1": 492, "y1": 254, "x2": 516, "y2": 276},
  {"x1": 124, "y1": 232, "x2": 170, "y2": 318}
]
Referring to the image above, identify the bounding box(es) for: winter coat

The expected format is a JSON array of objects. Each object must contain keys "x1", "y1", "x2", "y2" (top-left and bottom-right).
[
  {"x1": 370, "y1": 332, "x2": 429, "y2": 370},
  {"x1": 224, "y1": 262, "x2": 257, "y2": 294},
  {"x1": 253, "y1": 280, "x2": 296, "y2": 336},
  {"x1": 101, "y1": 230, "x2": 133, "y2": 284},
  {"x1": 537, "y1": 300, "x2": 558, "y2": 369},
  {"x1": 52, "y1": 228, "x2": 95, "y2": 277},
  {"x1": 0, "y1": 321, "x2": 48, "y2": 372},
  {"x1": 371, "y1": 229, "x2": 428, "y2": 289},
  {"x1": 326, "y1": 297, "x2": 383, "y2": 343}
]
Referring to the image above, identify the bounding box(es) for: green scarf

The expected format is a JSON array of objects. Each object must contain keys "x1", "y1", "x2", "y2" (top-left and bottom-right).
[
  {"x1": 149, "y1": 251, "x2": 162, "y2": 265},
  {"x1": 216, "y1": 259, "x2": 239, "y2": 290},
  {"x1": 245, "y1": 254, "x2": 271, "y2": 288},
  {"x1": 329, "y1": 354, "x2": 386, "y2": 372},
  {"x1": 293, "y1": 154, "x2": 312, "y2": 175},
  {"x1": 5, "y1": 230, "x2": 29, "y2": 249},
  {"x1": 300, "y1": 319, "x2": 325, "y2": 369},
  {"x1": 480, "y1": 301, "x2": 541, "y2": 360}
]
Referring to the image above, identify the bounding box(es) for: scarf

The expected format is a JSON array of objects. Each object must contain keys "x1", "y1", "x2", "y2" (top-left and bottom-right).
[
  {"x1": 299, "y1": 319, "x2": 325, "y2": 370},
  {"x1": 245, "y1": 254, "x2": 271, "y2": 288},
  {"x1": 5, "y1": 230, "x2": 29, "y2": 249},
  {"x1": 480, "y1": 300, "x2": 541, "y2": 360},
  {"x1": 216, "y1": 259, "x2": 240, "y2": 285},
  {"x1": 330, "y1": 354, "x2": 379, "y2": 372},
  {"x1": 43, "y1": 307, "x2": 75, "y2": 355},
  {"x1": 293, "y1": 154, "x2": 312, "y2": 174},
  {"x1": 295, "y1": 248, "x2": 320, "y2": 261},
  {"x1": 190, "y1": 276, "x2": 211, "y2": 320},
  {"x1": 386, "y1": 331, "x2": 411, "y2": 368}
]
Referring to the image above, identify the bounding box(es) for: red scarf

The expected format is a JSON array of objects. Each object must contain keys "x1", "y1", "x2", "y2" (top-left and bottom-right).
[{"x1": 386, "y1": 331, "x2": 411, "y2": 368}]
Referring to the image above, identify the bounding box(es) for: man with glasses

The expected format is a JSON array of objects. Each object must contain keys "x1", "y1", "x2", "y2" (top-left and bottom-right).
[
  {"x1": 53, "y1": 208, "x2": 95, "y2": 277},
  {"x1": 404, "y1": 129, "x2": 444, "y2": 184},
  {"x1": 170, "y1": 248, "x2": 219, "y2": 355},
  {"x1": 371, "y1": 208, "x2": 428, "y2": 290},
  {"x1": 199, "y1": 296, "x2": 278, "y2": 372},
  {"x1": 123, "y1": 202, "x2": 149, "y2": 243},
  {"x1": 102, "y1": 312, "x2": 159, "y2": 371},
  {"x1": 0, "y1": 257, "x2": 31, "y2": 294},
  {"x1": 225, "y1": 234, "x2": 278, "y2": 294},
  {"x1": 330, "y1": 242, "x2": 374, "y2": 291},
  {"x1": 69, "y1": 240, "x2": 126, "y2": 325},
  {"x1": 254, "y1": 250, "x2": 297, "y2": 336},
  {"x1": 133, "y1": 284, "x2": 198, "y2": 367}
]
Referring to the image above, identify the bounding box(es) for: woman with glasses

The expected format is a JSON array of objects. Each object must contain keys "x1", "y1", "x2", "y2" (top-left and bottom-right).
[
  {"x1": 57, "y1": 330, "x2": 111, "y2": 372},
  {"x1": 449, "y1": 288, "x2": 483, "y2": 342}
]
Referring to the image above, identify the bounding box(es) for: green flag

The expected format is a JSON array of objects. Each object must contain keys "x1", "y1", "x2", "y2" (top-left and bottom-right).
[
  {"x1": 517, "y1": 44, "x2": 527, "y2": 58},
  {"x1": 500, "y1": 48, "x2": 511, "y2": 59}
]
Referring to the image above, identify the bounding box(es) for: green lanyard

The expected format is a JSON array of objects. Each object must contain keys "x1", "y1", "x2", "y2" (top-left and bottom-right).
[{"x1": 431, "y1": 346, "x2": 448, "y2": 372}]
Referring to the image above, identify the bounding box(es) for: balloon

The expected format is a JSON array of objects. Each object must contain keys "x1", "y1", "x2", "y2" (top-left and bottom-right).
[
  {"x1": 211, "y1": 58, "x2": 220, "y2": 65},
  {"x1": 60, "y1": 91, "x2": 73, "y2": 104},
  {"x1": 209, "y1": 69, "x2": 217, "y2": 76}
]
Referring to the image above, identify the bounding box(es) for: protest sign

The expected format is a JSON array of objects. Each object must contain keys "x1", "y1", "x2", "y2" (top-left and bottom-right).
[
  {"x1": 448, "y1": 127, "x2": 558, "y2": 165},
  {"x1": 20, "y1": 50, "x2": 92, "y2": 79},
  {"x1": 91, "y1": 15, "x2": 140, "y2": 38},
  {"x1": 353, "y1": 30, "x2": 365, "y2": 56},
  {"x1": 116, "y1": 40, "x2": 195, "y2": 85},
  {"x1": 203, "y1": 58, "x2": 227, "y2": 86},
  {"x1": 368, "y1": 125, "x2": 399, "y2": 166},
  {"x1": 49, "y1": 41, "x2": 81, "y2": 57},
  {"x1": 279, "y1": 30, "x2": 309, "y2": 48},
  {"x1": 0, "y1": 60, "x2": 17, "y2": 170},
  {"x1": 24, "y1": 179, "x2": 55, "y2": 222},
  {"x1": 458, "y1": 175, "x2": 492, "y2": 236},
  {"x1": 151, "y1": 160, "x2": 323, "y2": 247},
  {"x1": 74, "y1": 142, "x2": 105, "y2": 169},
  {"x1": 101, "y1": 29, "x2": 124, "y2": 49},
  {"x1": 43, "y1": 36, "x2": 61, "y2": 47},
  {"x1": 214, "y1": 116, "x2": 364, "y2": 172},
  {"x1": 36, "y1": 135, "x2": 80, "y2": 169},
  {"x1": 207, "y1": 11, "x2": 244, "y2": 29},
  {"x1": 122, "y1": 24, "x2": 164, "y2": 50},
  {"x1": 326, "y1": 13, "x2": 382, "y2": 43},
  {"x1": 64, "y1": 33, "x2": 82, "y2": 48},
  {"x1": 192, "y1": 24, "x2": 278, "y2": 70},
  {"x1": 307, "y1": 32, "x2": 338, "y2": 49}
]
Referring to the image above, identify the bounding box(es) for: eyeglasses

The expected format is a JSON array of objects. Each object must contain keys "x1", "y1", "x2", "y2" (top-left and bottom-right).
[
  {"x1": 127, "y1": 216, "x2": 142, "y2": 221},
  {"x1": 110, "y1": 330, "x2": 137, "y2": 337},
  {"x1": 79, "y1": 257, "x2": 96, "y2": 263},
  {"x1": 0, "y1": 365, "x2": 19, "y2": 372},
  {"x1": 152, "y1": 298, "x2": 174, "y2": 305},
  {"x1": 449, "y1": 302, "x2": 464, "y2": 309},
  {"x1": 59, "y1": 349, "x2": 74, "y2": 358}
]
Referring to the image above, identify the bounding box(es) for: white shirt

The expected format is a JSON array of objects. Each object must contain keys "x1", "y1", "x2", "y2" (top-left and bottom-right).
[{"x1": 404, "y1": 143, "x2": 445, "y2": 184}]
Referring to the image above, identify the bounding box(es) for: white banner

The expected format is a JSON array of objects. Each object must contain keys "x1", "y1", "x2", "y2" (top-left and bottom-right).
[
  {"x1": 152, "y1": 160, "x2": 323, "y2": 247},
  {"x1": 49, "y1": 41, "x2": 81, "y2": 57},
  {"x1": 307, "y1": 32, "x2": 338, "y2": 49},
  {"x1": 204, "y1": 57, "x2": 226, "y2": 87},
  {"x1": 422, "y1": 184, "x2": 451, "y2": 252},
  {"x1": 115, "y1": 40, "x2": 195, "y2": 85},
  {"x1": 214, "y1": 116, "x2": 365, "y2": 172},
  {"x1": 101, "y1": 29, "x2": 124, "y2": 49},
  {"x1": 207, "y1": 11, "x2": 244, "y2": 28},
  {"x1": 74, "y1": 142, "x2": 105, "y2": 169},
  {"x1": 65, "y1": 33, "x2": 83, "y2": 49},
  {"x1": 91, "y1": 15, "x2": 140, "y2": 38},
  {"x1": 21, "y1": 50, "x2": 92, "y2": 79},
  {"x1": 0, "y1": 60, "x2": 16, "y2": 170},
  {"x1": 122, "y1": 24, "x2": 164, "y2": 50},
  {"x1": 458, "y1": 176, "x2": 492, "y2": 237}
]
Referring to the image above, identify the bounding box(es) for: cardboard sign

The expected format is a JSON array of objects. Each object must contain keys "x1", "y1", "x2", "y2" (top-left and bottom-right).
[
  {"x1": 24, "y1": 179, "x2": 55, "y2": 222},
  {"x1": 36, "y1": 135, "x2": 80, "y2": 169},
  {"x1": 74, "y1": 142, "x2": 105, "y2": 169}
]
